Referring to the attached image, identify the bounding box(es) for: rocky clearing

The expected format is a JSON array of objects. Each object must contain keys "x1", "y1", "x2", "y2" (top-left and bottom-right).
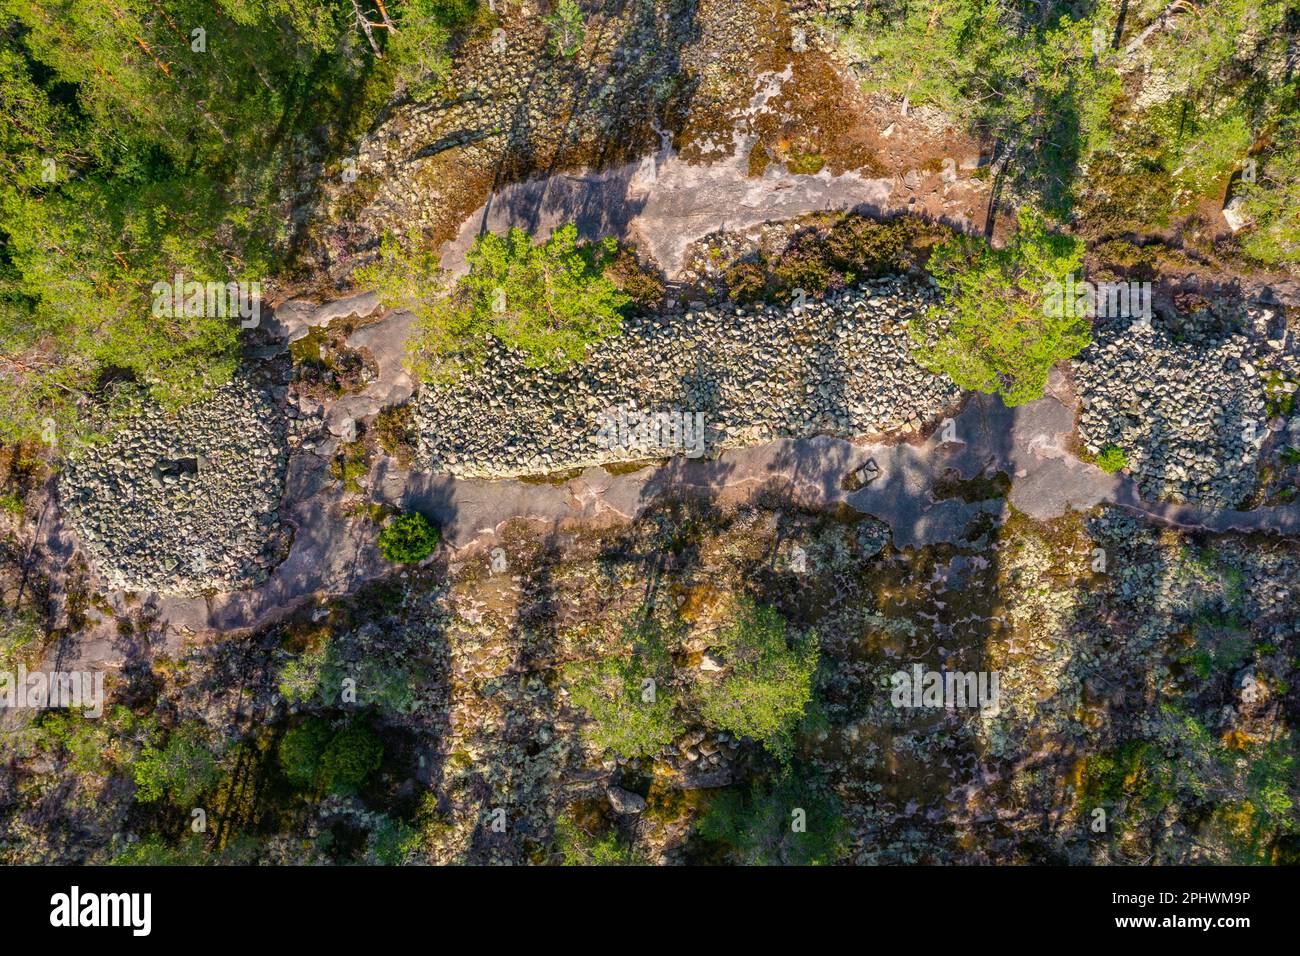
[{"x1": 3, "y1": 0, "x2": 1299, "y2": 868}]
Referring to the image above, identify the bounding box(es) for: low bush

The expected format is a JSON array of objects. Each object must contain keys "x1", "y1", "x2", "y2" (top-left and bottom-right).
[
  {"x1": 1097, "y1": 445, "x2": 1128, "y2": 474},
  {"x1": 374, "y1": 404, "x2": 418, "y2": 466},
  {"x1": 606, "y1": 245, "x2": 666, "y2": 312},
  {"x1": 377, "y1": 512, "x2": 441, "y2": 563},
  {"x1": 278, "y1": 716, "x2": 384, "y2": 796},
  {"x1": 695, "y1": 771, "x2": 846, "y2": 865}
]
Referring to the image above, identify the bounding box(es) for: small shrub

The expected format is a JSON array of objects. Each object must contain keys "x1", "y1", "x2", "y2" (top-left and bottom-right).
[
  {"x1": 278, "y1": 642, "x2": 327, "y2": 704},
  {"x1": 785, "y1": 151, "x2": 825, "y2": 175},
  {"x1": 824, "y1": 216, "x2": 907, "y2": 277},
  {"x1": 1091, "y1": 239, "x2": 1160, "y2": 281},
  {"x1": 605, "y1": 244, "x2": 665, "y2": 311},
  {"x1": 368, "y1": 816, "x2": 421, "y2": 865},
  {"x1": 31, "y1": 707, "x2": 147, "y2": 777},
  {"x1": 374, "y1": 404, "x2": 418, "y2": 466},
  {"x1": 330, "y1": 439, "x2": 370, "y2": 492},
  {"x1": 1245, "y1": 743, "x2": 1297, "y2": 831},
  {"x1": 770, "y1": 230, "x2": 844, "y2": 299},
  {"x1": 110, "y1": 835, "x2": 215, "y2": 866},
  {"x1": 278, "y1": 718, "x2": 333, "y2": 790},
  {"x1": 724, "y1": 259, "x2": 769, "y2": 304},
  {"x1": 1076, "y1": 153, "x2": 1175, "y2": 237},
  {"x1": 553, "y1": 815, "x2": 643, "y2": 865},
  {"x1": 754, "y1": 215, "x2": 946, "y2": 305},
  {"x1": 1182, "y1": 613, "x2": 1251, "y2": 678},
  {"x1": 319, "y1": 721, "x2": 384, "y2": 794},
  {"x1": 1081, "y1": 741, "x2": 1166, "y2": 812},
  {"x1": 428, "y1": 0, "x2": 482, "y2": 30},
  {"x1": 697, "y1": 600, "x2": 818, "y2": 758},
  {"x1": 377, "y1": 512, "x2": 440, "y2": 563},
  {"x1": 1097, "y1": 445, "x2": 1128, "y2": 474},
  {"x1": 0, "y1": 610, "x2": 43, "y2": 670},
  {"x1": 566, "y1": 617, "x2": 682, "y2": 757},
  {"x1": 695, "y1": 772, "x2": 846, "y2": 865},
  {"x1": 1264, "y1": 372, "x2": 1298, "y2": 419}
]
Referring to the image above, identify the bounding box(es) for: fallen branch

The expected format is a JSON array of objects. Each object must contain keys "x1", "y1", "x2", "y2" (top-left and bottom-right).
[
  {"x1": 1122, "y1": 1, "x2": 1197, "y2": 61},
  {"x1": 351, "y1": 0, "x2": 384, "y2": 57}
]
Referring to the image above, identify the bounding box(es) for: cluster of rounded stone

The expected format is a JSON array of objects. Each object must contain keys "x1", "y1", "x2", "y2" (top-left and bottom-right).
[
  {"x1": 414, "y1": 277, "x2": 962, "y2": 479},
  {"x1": 1074, "y1": 318, "x2": 1279, "y2": 507},
  {"x1": 346, "y1": 4, "x2": 696, "y2": 248},
  {"x1": 60, "y1": 379, "x2": 288, "y2": 594}
]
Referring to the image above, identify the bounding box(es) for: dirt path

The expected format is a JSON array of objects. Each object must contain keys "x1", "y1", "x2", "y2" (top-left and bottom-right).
[
  {"x1": 438, "y1": 90, "x2": 984, "y2": 279},
  {"x1": 440, "y1": 139, "x2": 897, "y2": 278},
  {"x1": 43, "y1": 353, "x2": 1300, "y2": 672}
]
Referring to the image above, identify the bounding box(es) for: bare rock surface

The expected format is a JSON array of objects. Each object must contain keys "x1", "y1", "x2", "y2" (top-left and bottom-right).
[{"x1": 440, "y1": 137, "x2": 898, "y2": 279}]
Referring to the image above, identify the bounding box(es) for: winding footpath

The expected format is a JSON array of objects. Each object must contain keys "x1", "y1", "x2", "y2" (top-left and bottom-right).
[
  {"x1": 35, "y1": 146, "x2": 1300, "y2": 668},
  {"x1": 40, "y1": 315, "x2": 1300, "y2": 673}
]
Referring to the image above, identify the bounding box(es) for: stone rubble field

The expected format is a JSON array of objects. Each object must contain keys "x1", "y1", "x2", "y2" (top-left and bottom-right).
[
  {"x1": 53, "y1": 280, "x2": 1300, "y2": 595},
  {"x1": 1075, "y1": 308, "x2": 1299, "y2": 507},
  {"x1": 415, "y1": 276, "x2": 962, "y2": 478},
  {"x1": 59, "y1": 379, "x2": 288, "y2": 595}
]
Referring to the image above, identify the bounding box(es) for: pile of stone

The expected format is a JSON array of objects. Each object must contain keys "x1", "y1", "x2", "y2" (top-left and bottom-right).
[
  {"x1": 59, "y1": 379, "x2": 288, "y2": 594},
  {"x1": 414, "y1": 277, "x2": 962, "y2": 478},
  {"x1": 338, "y1": 3, "x2": 697, "y2": 253},
  {"x1": 1074, "y1": 320, "x2": 1272, "y2": 507}
]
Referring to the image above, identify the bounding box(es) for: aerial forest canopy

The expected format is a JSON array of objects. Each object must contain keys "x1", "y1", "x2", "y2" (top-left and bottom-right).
[
  {"x1": 0, "y1": 0, "x2": 482, "y2": 445},
  {"x1": 839, "y1": 0, "x2": 1299, "y2": 244},
  {"x1": 1, "y1": 0, "x2": 1297, "y2": 437},
  {"x1": 3, "y1": 0, "x2": 1300, "y2": 876}
]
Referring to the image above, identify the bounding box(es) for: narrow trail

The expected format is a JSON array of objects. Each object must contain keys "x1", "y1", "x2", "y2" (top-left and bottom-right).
[
  {"x1": 34, "y1": 139, "x2": 1300, "y2": 666},
  {"x1": 40, "y1": 352, "x2": 1300, "y2": 671}
]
